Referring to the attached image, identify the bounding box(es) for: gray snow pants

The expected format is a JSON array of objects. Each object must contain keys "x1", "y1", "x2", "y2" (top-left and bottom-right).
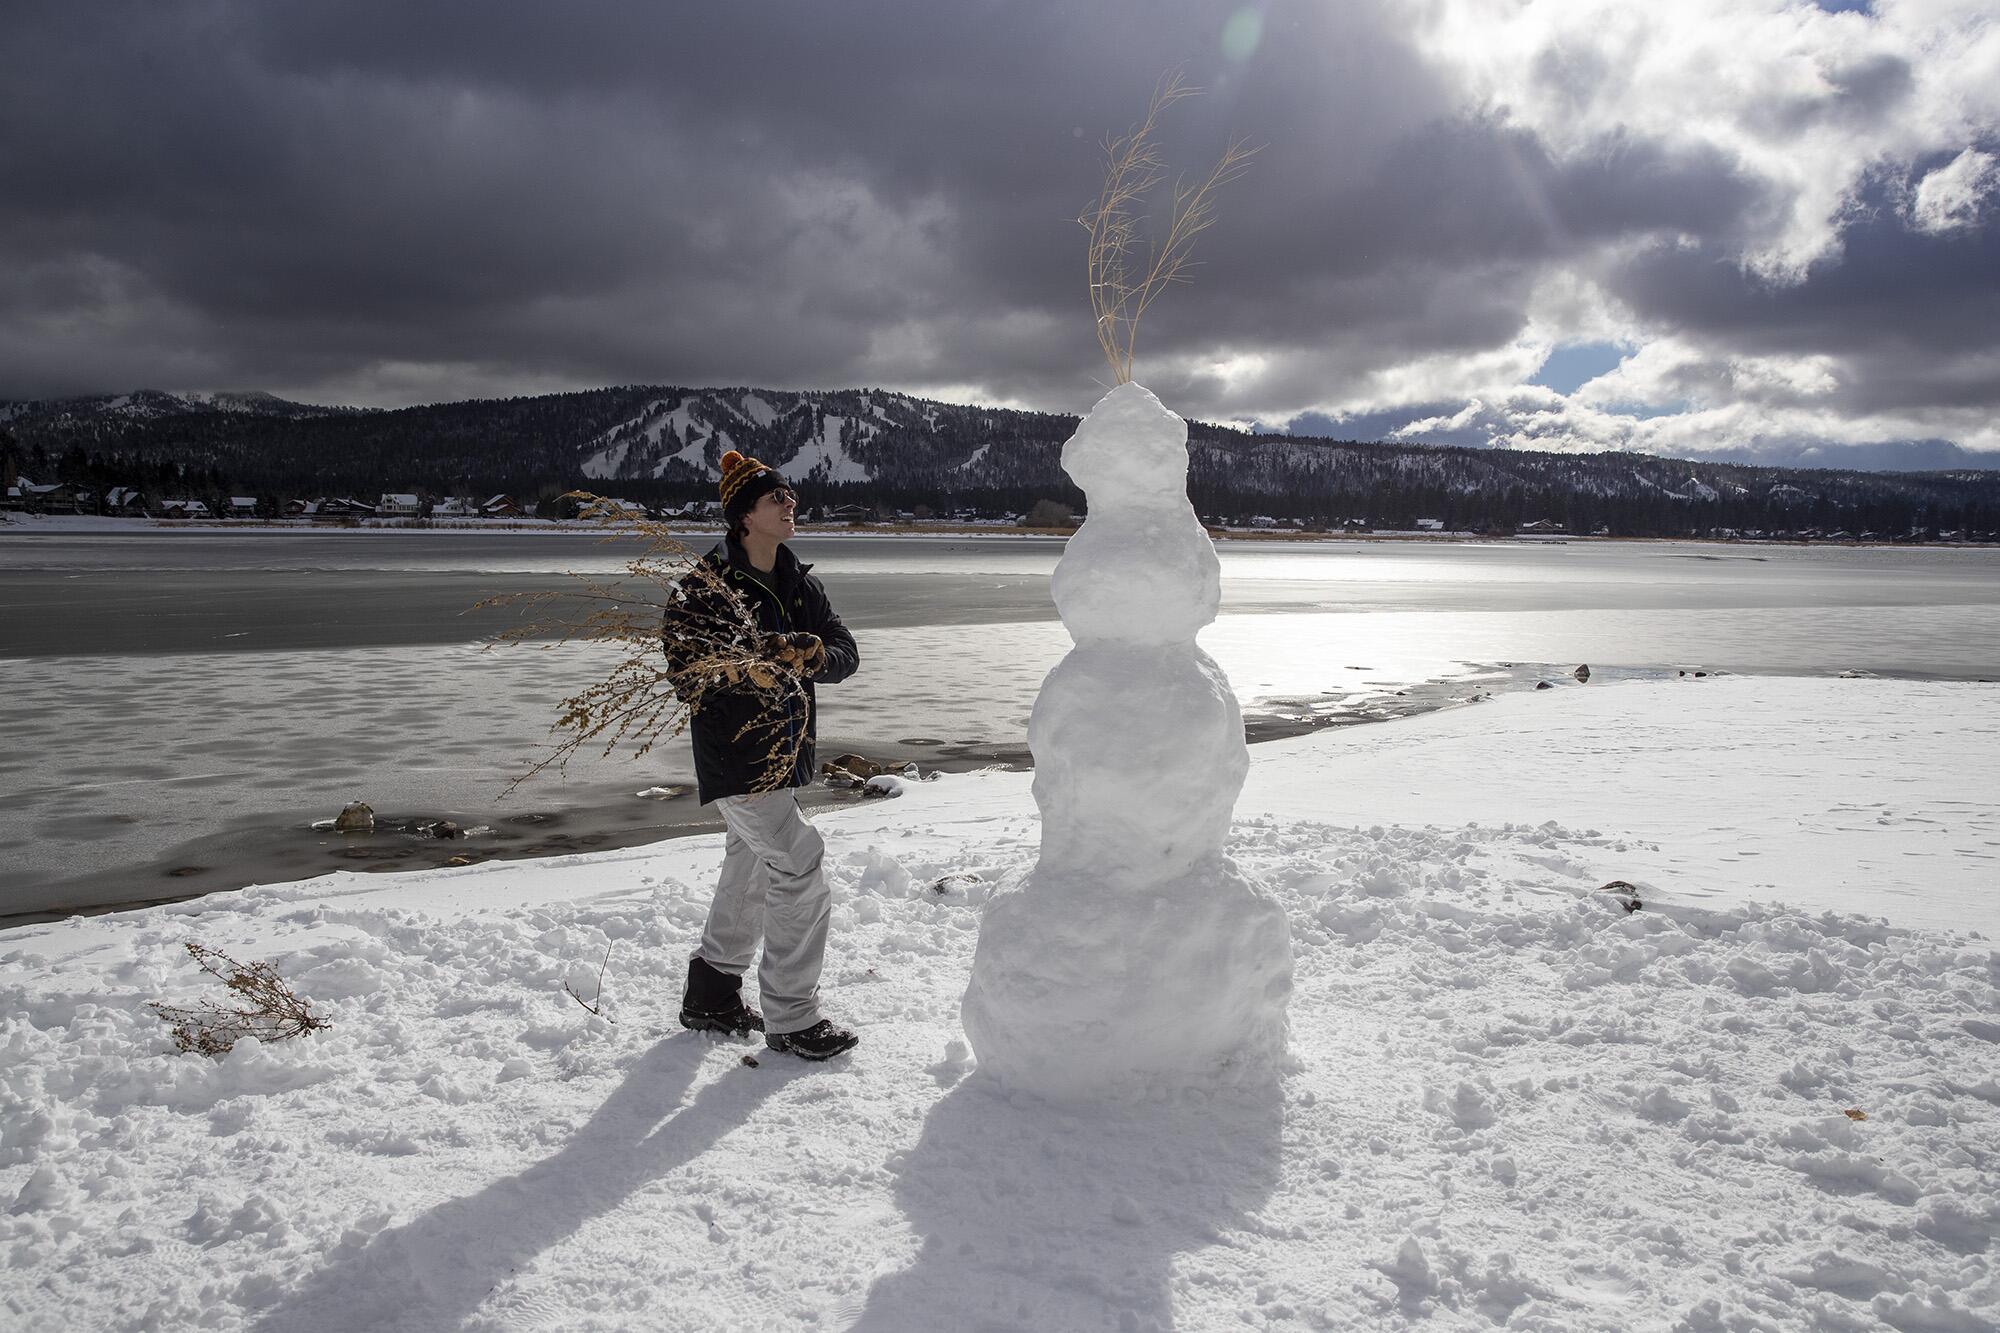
[{"x1": 697, "y1": 790, "x2": 830, "y2": 1036}]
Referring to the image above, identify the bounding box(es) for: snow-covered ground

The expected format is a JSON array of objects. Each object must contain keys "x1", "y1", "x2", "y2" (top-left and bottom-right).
[
  {"x1": 3, "y1": 676, "x2": 1997, "y2": 1331},
  {"x1": 1241, "y1": 674, "x2": 2000, "y2": 936}
]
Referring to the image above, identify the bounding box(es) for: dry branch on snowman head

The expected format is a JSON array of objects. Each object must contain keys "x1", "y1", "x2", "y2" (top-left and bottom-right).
[
  {"x1": 480, "y1": 493, "x2": 813, "y2": 795},
  {"x1": 1082, "y1": 69, "x2": 1259, "y2": 385}
]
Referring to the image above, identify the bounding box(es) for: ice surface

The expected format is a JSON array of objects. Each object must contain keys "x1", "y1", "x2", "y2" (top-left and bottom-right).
[
  {"x1": 0, "y1": 622, "x2": 1495, "y2": 916},
  {"x1": 8, "y1": 525, "x2": 1998, "y2": 916},
  {"x1": 961, "y1": 384, "x2": 1293, "y2": 1100}
]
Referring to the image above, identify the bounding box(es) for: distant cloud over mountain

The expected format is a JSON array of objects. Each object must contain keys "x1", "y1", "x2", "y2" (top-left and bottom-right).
[{"x1": 2, "y1": 1, "x2": 1994, "y2": 470}]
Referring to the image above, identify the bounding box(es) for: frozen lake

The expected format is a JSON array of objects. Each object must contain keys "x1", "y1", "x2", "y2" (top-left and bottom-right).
[
  {"x1": 2, "y1": 528, "x2": 1997, "y2": 917},
  {"x1": 6, "y1": 528, "x2": 2000, "y2": 659}
]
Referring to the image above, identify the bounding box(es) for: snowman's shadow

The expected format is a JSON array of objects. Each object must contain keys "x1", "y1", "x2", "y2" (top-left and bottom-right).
[{"x1": 849, "y1": 1069, "x2": 1284, "y2": 1332}]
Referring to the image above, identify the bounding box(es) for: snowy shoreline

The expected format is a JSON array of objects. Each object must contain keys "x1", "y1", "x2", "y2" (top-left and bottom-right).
[
  {"x1": 2, "y1": 674, "x2": 1996, "y2": 1330},
  {"x1": 0, "y1": 661, "x2": 1766, "y2": 929},
  {"x1": 0, "y1": 666, "x2": 1486, "y2": 930}
]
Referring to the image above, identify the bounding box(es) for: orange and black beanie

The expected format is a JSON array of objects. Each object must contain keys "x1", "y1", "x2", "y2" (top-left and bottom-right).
[{"x1": 718, "y1": 450, "x2": 788, "y2": 525}]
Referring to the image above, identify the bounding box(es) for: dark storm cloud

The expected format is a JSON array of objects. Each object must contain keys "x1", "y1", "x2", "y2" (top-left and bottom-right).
[
  {"x1": 6, "y1": 0, "x2": 1336, "y2": 403},
  {"x1": 1163, "y1": 117, "x2": 1768, "y2": 382},
  {"x1": 1607, "y1": 170, "x2": 2000, "y2": 420},
  {"x1": 1611, "y1": 175, "x2": 2000, "y2": 359},
  {"x1": 0, "y1": 0, "x2": 1994, "y2": 468}
]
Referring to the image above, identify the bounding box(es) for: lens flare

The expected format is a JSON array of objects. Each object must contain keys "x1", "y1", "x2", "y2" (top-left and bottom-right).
[{"x1": 1221, "y1": 8, "x2": 1264, "y2": 62}]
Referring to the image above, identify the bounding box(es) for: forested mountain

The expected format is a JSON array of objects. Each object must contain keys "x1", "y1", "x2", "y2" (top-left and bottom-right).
[{"x1": 5, "y1": 384, "x2": 1998, "y2": 539}]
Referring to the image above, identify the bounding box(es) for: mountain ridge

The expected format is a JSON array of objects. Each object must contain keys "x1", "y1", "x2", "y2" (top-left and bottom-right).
[{"x1": 5, "y1": 383, "x2": 1998, "y2": 538}]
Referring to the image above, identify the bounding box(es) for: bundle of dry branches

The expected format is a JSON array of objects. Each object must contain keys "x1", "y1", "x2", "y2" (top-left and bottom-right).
[
  {"x1": 483, "y1": 494, "x2": 813, "y2": 794},
  {"x1": 1082, "y1": 70, "x2": 1259, "y2": 384},
  {"x1": 148, "y1": 942, "x2": 330, "y2": 1056}
]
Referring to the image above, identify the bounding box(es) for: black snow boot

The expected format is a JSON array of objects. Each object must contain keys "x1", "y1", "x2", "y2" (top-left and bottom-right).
[
  {"x1": 765, "y1": 1019, "x2": 859, "y2": 1061},
  {"x1": 680, "y1": 957, "x2": 763, "y2": 1036}
]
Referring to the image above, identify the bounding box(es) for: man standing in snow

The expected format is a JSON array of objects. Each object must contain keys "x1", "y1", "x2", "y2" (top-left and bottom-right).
[{"x1": 662, "y1": 450, "x2": 861, "y2": 1061}]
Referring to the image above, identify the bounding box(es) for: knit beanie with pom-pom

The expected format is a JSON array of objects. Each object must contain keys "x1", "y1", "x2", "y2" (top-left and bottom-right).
[{"x1": 718, "y1": 450, "x2": 790, "y2": 526}]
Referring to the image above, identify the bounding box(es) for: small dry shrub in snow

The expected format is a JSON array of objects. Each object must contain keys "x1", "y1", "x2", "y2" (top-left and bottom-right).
[
  {"x1": 482, "y1": 492, "x2": 815, "y2": 795},
  {"x1": 564, "y1": 943, "x2": 615, "y2": 1021},
  {"x1": 148, "y1": 942, "x2": 330, "y2": 1056}
]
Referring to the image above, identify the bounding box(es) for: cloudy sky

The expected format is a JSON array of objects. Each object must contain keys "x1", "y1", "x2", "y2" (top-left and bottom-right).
[{"x1": 4, "y1": 1, "x2": 1997, "y2": 469}]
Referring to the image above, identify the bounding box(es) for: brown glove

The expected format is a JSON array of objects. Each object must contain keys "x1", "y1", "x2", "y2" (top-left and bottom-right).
[{"x1": 767, "y1": 632, "x2": 826, "y2": 677}]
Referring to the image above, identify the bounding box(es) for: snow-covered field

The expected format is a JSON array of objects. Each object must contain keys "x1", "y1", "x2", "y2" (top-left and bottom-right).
[{"x1": 3, "y1": 677, "x2": 1997, "y2": 1331}]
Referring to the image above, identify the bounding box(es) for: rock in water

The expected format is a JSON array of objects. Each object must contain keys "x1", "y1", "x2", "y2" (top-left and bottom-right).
[
  {"x1": 826, "y1": 752, "x2": 884, "y2": 779},
  {"x1": 1573, "y1": 664, "x2": 1592, "y2": 682},
  {"x1": 961, "y1": 382, "x2": 1293, "y2": 1101},
  {"x1": 332, "y1": 801, "x2": 374, "y2": 833}
]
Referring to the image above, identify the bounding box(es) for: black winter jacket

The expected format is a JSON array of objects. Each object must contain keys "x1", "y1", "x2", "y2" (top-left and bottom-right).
[{"x1": 661, "y1": 537, "x2": 858, "y2": 804}]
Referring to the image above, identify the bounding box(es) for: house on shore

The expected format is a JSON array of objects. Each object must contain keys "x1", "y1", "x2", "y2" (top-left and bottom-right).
[
  {"x1": 291, "y1": 497, "x2": 374, "y2": 520},
  {"x1": 5, "y1": 480, "x2": 79, "y2": 513},
  {"x1": 159, "y1": 499, "x2": 212, "y2": 519},
  {"x1": 480, "y1": 494, "x2": 523, "y2": 517},
  {"x1": 227, "y1": 496, "x2": 260, "y2": 519},
  {"x1": 376, "y1": 493, "x2": 421, "y2": 518}
]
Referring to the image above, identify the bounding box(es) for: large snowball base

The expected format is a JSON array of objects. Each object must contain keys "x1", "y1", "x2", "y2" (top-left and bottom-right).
[
  {"x1": 962, "y1": 857, "x2": 1292, "y2": 1101},
  {"x1": 961, "y1": 381, "x2": 1293, "y2": 1101}
]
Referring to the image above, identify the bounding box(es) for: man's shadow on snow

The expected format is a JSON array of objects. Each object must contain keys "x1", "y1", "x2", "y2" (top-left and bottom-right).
[
  {"x1": 849, "y1": 1067, "x2": 1284, "y2": 1332},
  {"x1": 255, "y1": 1035, "x2": 787, "y2": 1333}
]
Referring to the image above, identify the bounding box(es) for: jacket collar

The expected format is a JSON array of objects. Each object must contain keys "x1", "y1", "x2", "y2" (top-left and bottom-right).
[{"x1": 714, "y1": 534, "x2": 810, "y2": 581}]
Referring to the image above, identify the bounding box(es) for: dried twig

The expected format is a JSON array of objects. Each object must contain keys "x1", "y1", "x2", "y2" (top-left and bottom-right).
[
  {"x1": 564, "y1": 942, "x2": 615, "y2": 1020},
  {"x1": 148, "y1": 942, "x2": 330, "y2": 1056},
  {"x1": 480, "y1": 493, "x2": 814, "y2": 796},
  {"x1": 1081, "y1": 69, "x2": 1259, "y2": 384}
]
